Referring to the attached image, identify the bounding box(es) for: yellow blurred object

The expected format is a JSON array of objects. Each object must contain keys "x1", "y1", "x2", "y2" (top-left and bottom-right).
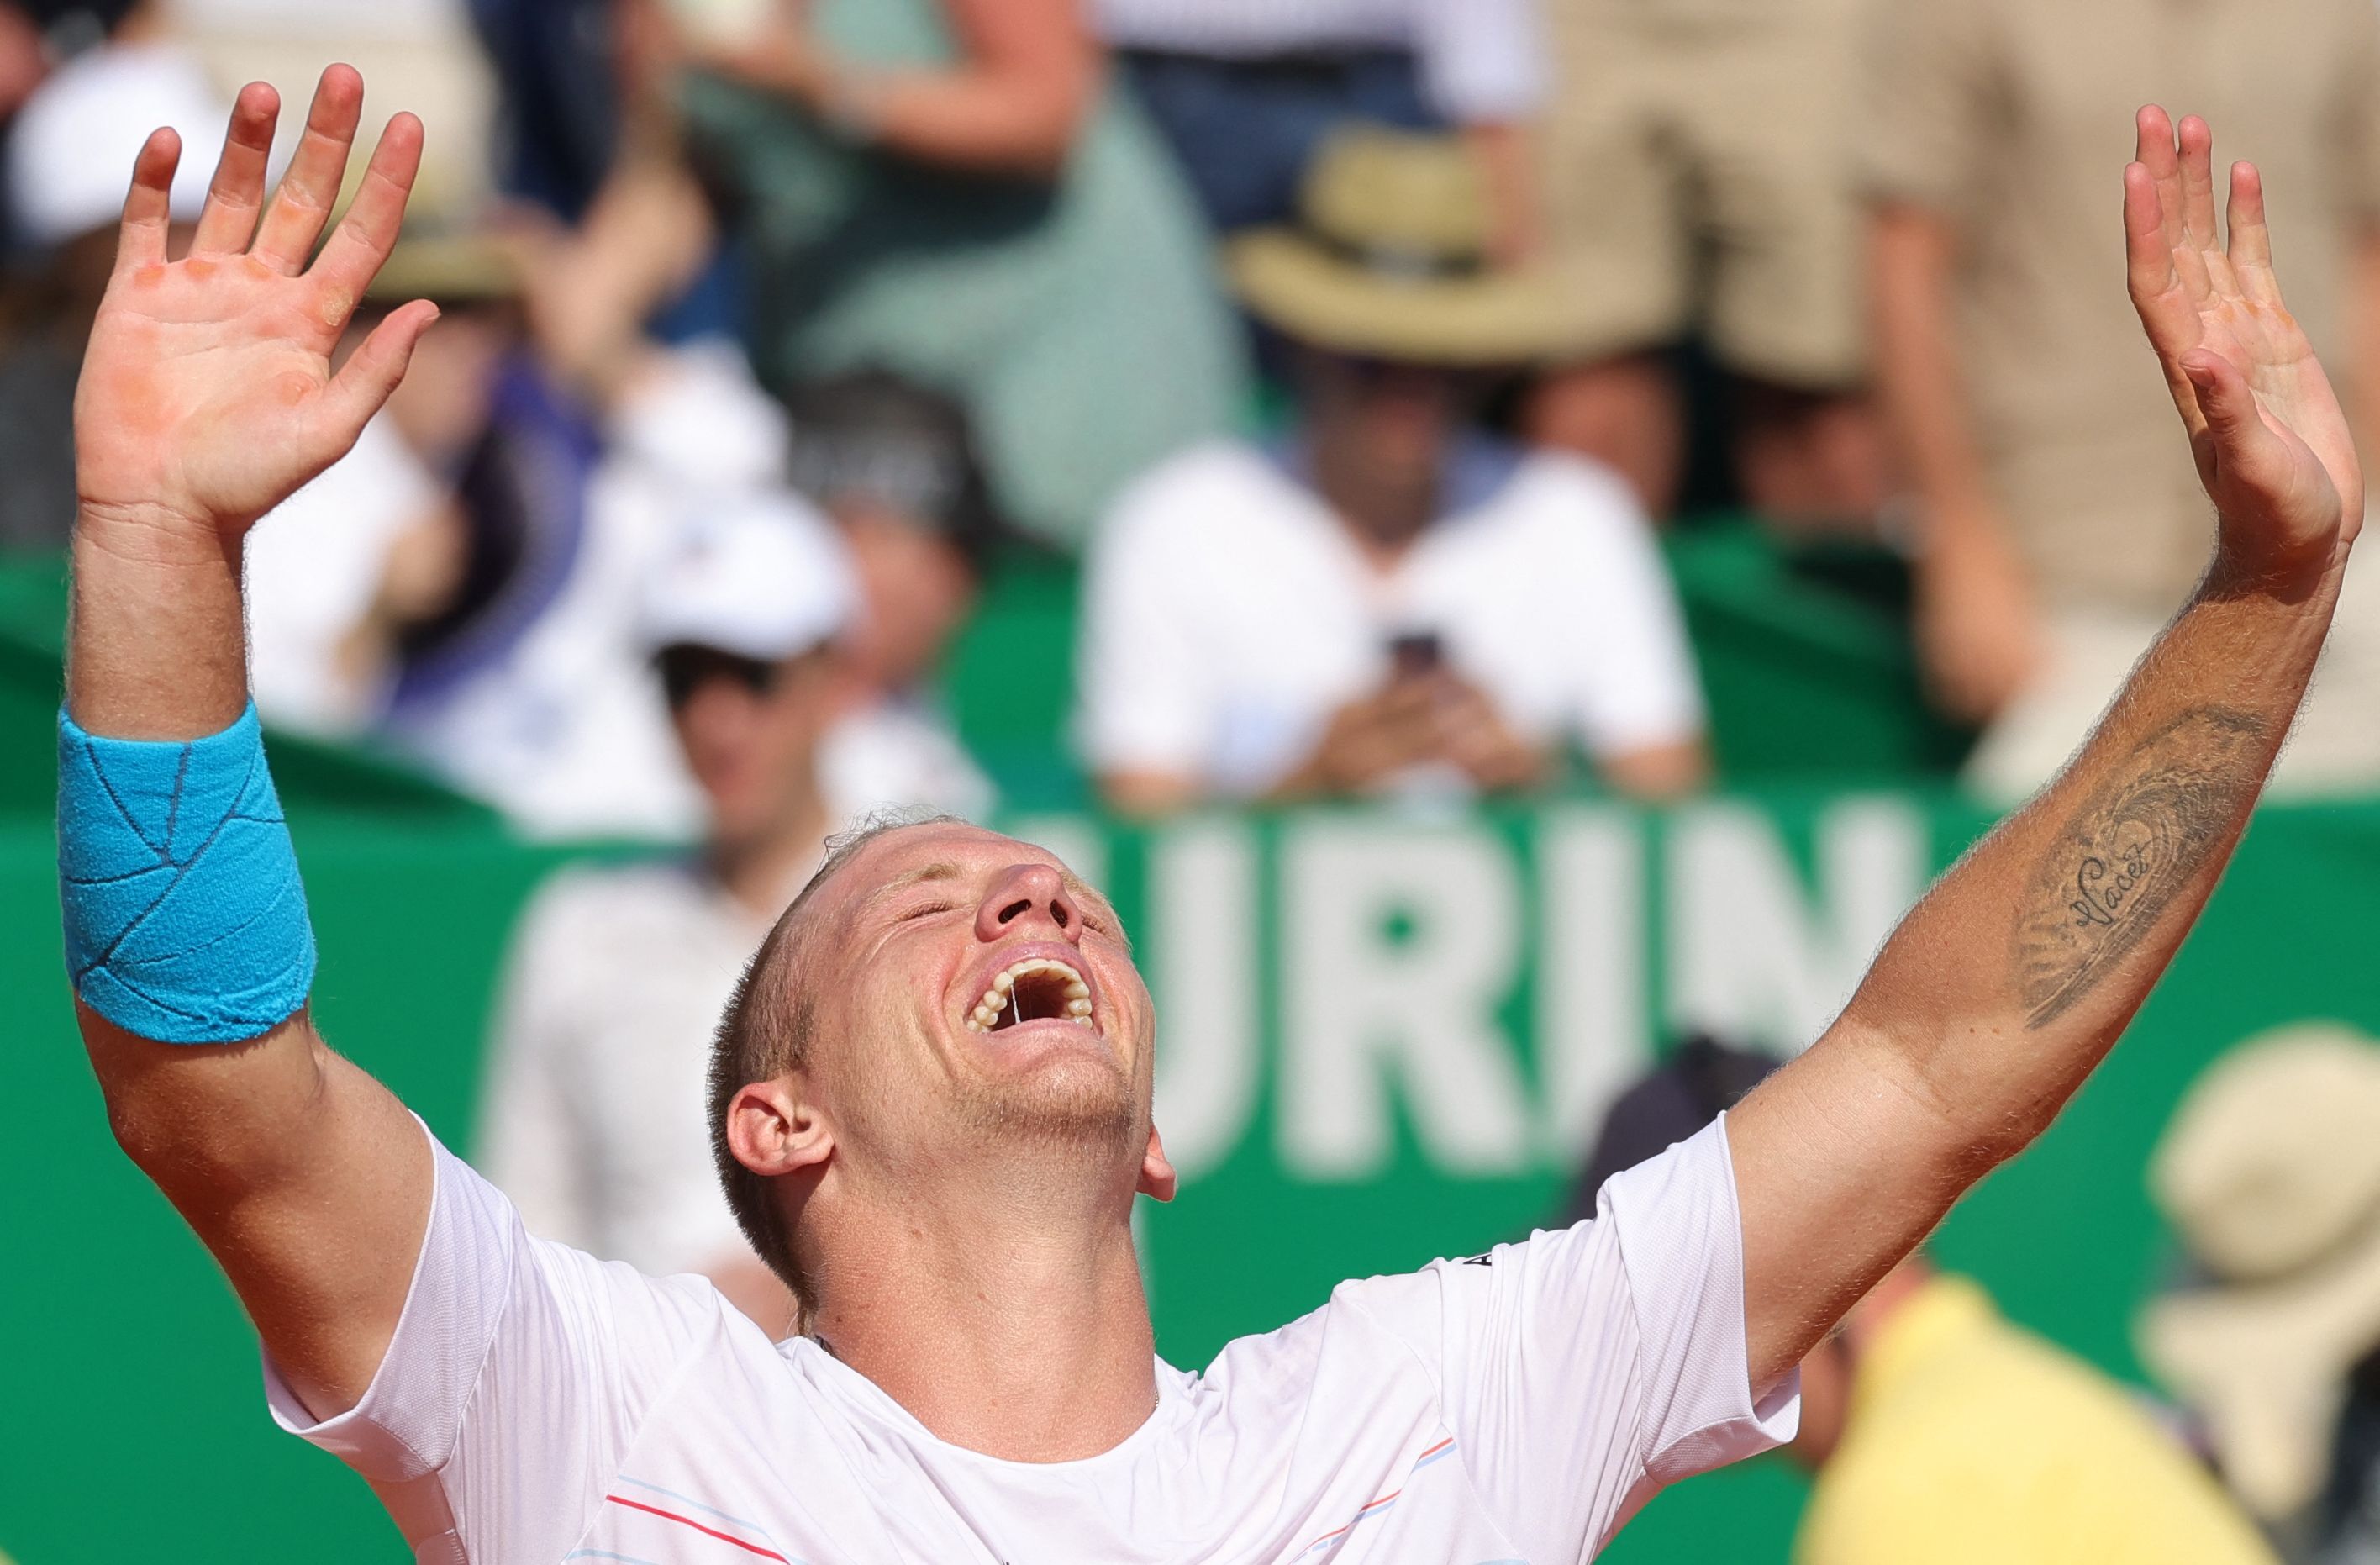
[{"x1": 1799, "y1": 1276, "x2": 2277, "y2": 1565}]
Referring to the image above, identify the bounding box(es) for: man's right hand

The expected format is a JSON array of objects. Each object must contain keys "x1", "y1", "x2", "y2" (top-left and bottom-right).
[{"x1": 74, "y1": 67, "x2": 435, "y2": 543}]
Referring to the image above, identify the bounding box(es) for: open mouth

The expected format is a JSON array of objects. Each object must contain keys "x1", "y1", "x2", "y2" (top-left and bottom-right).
[{"x1": 964, "y1": 956, "x2": 1095, "y2": 1035}]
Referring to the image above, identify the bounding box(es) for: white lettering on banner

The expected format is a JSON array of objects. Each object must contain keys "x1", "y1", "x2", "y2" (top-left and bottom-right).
[
  {"x1": 1281, "y1": 822, "x2": 1532, "y2": 1179},
  {"x1": 1147, "y1": 820, "x2": 1261, "y2": 1182},
  {"x1": 1666, "y1": 798, "x2": 1927, "y2": 1051},
  {"x1": 1537, "y1": 809, "x2": 1648, "y2": 1163}
]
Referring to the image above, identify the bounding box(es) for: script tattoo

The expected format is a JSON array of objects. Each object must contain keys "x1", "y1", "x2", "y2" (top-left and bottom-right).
[{"x1": 2012, "y1": 708, "x2": 2268, "y2": 1030}]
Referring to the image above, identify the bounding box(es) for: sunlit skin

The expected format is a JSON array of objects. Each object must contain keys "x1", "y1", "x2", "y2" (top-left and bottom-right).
[{"x1": 725, "y1": 821, "x2": 1173, "y2": 1225}]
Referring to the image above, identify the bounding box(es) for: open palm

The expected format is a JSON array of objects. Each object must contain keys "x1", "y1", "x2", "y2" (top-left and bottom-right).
[
  {"x1": 2125, "y1": 106, "x2": 2362, "y2": 572},
  {"x1": 73, "y1": 67, "x2": 436, "y2": 537}
]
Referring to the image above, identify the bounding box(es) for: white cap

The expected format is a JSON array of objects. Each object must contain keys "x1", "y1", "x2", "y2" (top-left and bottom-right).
[
  {"x1": 8, "y1": 43, "x2": 227, "y2": 249},
  {"x1": 642, "y1": 492, "x2": 857, "y2": 662}
]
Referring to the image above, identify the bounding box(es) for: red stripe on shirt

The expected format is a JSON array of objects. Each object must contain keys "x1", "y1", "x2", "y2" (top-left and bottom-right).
[{"x1": 605, "y1": 1494, "x2": 790, "y2": 1561}]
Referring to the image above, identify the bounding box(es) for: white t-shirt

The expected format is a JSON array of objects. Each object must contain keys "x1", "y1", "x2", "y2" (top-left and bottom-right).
[
  {"x1": 268, "y1": 1117, "x2": 1796, "y2": 1563},
  {"x1": 1076, "y1": 440, "x2": 1706, "y2": 795},
  {"x1": 476, "y1": 861, "x2": 777, "y2": 1280}
]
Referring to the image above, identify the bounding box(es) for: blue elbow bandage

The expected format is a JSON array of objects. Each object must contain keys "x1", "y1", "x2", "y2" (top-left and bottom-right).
[{"x1": 57, "y1": 702, "x2": 316, "y2": 1044}]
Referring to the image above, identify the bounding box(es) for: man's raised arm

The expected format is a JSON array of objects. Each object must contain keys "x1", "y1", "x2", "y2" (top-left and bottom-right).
[
  {"x1": 1729, "y1": 107, "x2": 2363, "y2": 1390},
  {"x1": 64, "y1": 68, "x2": 440, "y2": 1420}
]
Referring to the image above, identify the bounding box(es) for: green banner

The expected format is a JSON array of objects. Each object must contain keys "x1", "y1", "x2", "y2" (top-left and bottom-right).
[{"x1": 8, "y1": 792, "x2": 2375, "y2": 1562}]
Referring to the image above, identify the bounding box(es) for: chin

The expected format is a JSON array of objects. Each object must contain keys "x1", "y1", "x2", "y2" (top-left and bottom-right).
[{"x1": 959, "y1": 1056, "x2": 1140, "y2": 1153}]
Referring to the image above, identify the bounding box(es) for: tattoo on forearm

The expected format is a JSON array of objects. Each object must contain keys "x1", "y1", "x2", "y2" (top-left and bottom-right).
[{"x1": 2012, "y1": 708, "x2": 2269, "y2": 1029}]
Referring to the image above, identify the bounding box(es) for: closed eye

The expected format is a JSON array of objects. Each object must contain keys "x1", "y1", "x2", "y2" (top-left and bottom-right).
[{"x1": 898, "y1": 900, "x2": 958, "y2": 923}]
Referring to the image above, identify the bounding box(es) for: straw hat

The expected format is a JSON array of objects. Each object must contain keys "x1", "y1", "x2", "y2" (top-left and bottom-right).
[
  {"x1": 1227, "y1": 127, "x2": 1563, "y2": 367},
  {"x1": 365, "y1": 230, "x2": 524, "y2": 304},
  {"x1": 2140, "y1": 1023, "x2": 2380, "y2": 1520}
]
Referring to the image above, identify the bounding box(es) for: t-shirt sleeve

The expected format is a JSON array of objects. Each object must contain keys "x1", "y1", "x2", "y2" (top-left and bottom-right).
[
  {"x1": 263, "y1": 1120, "x2": 724, "y2": 1562},
  {"x1": 1411, "y1": 0, "x2": 1545, "y2": 123},
  {"x1": 1556, "y1": 466, "x2": 1707, "y2": 758},
  {"x1": 1857, "y1": 0, "x2": 1995, "y2": 214},
  {"x1": 1340, "y1": 1118, "x2": 1798, "y2": 1561},
  {"x1": 1073, "y1": 475, "x2": 1219, "y2": 780}
]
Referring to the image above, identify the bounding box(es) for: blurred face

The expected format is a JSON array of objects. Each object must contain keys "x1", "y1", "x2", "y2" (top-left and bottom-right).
[
  {"x1": 787, "y1": 822, "x2": 1166, "y2": 1199},
  {"x1": 831, "y1": 499, "x2": 977, "y2": 693},
  {"x1": 661, "y1": 643, "x2": 840, "y2": 851},
  {"x1": 1303, "y1": 350, "x2": 1466, "y2": 541},
  {"x1": 372, "y1": 302, "x2": 515, "y2": 470}
]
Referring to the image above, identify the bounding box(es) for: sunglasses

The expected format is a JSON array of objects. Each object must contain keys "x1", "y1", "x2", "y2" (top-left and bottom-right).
[{"x1": 655, "y1": 645, "x2": 782, "y2": 709}]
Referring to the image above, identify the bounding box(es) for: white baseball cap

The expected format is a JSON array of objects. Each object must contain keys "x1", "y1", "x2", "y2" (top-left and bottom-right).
[
  {"x1": 642, "y1": 492, "x2": 857, "y2": 663},
  {"x1": 8, "y1": 42, "x2": 226, "y2": 248}
]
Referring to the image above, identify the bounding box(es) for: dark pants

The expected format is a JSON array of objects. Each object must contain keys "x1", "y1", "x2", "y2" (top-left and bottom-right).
[{"x1": 1117, "y1": 48, "x2": 1442, "y2": 234}]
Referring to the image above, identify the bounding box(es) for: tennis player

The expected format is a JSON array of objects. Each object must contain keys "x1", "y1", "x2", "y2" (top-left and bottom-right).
[{"x1": 59, "y1": 66, "x2": 2356, "y2": 1562}]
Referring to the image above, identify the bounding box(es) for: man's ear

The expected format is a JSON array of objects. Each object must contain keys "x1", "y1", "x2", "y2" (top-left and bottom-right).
[
  {"x1": 725, "y1": 1077, "x2": 834, "y2": 1178},
  {"x1": 1137, "y1": 1124, "x2": 1178, "y2": 1203}
]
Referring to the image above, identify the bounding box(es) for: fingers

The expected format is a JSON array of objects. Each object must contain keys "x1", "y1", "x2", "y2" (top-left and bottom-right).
[
  {"x1": 2226, "y1": 160, "x2": 2283, "y2": 303},
  {"x1": 323, "y1": 298, "x2": 438, "y2": 444},
  {"x1": 113, "y1": 127, "x2": 181, "y2": 271},
  {"x1": 191, "y1": 82, "x2": 279, "y2": 256},
  {"x1": 2177, "y1": 115, "x2": 2220, "y2": 250},
  {"x1": 308, "y1": 112, "x2": 424, "y2": 334},
  {"x1": 2136, "y1": 106, "x2": 2184, "y2": 254},
  {"x1": 2182, "y1": 349, "x2": 2289, "y2": 487},
  {"x1": 253, "y1": 64, "x2": 365, "y2": 273},
  {"x1": 2123, "y1": 161, "x2": 2180, "y2": 303}
]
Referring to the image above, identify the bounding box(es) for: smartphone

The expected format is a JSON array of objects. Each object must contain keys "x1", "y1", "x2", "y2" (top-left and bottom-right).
[{"x1": 1387, "y1": 630, "x2": 1445, "y2": 682}]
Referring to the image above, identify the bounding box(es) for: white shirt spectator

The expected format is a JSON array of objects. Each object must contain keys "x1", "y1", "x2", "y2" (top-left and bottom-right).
[
  {"x1": 1093, "y1": 0, "x2": 1545, "y2": 122},
  {"x1": 476, "y1": 859, "x2": 770, "y2": 1281},
  {"x1": 1077, "y1": 440, "x2": 1705, "y2": 795},
  {"x1": 271, "y1": 1115, "x2": 1797, "y2": 1562}
]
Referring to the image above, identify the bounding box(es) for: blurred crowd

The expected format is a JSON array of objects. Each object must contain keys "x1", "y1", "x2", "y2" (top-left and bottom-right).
[{"x1": 11, "y1": 0, "x2": 2380, "y2": 1558}]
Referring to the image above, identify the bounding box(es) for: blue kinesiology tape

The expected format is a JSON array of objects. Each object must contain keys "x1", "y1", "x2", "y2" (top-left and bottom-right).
[{"x1": 57, "y1": 701, "x2": 316, "y2": 1044}]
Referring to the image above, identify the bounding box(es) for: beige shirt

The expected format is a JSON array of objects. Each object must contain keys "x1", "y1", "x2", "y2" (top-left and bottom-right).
[{"x1": 1861, "y1": 0, "x2": 2380, "y2": 612}]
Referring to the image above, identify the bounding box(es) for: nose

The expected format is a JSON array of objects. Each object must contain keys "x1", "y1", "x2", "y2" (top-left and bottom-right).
[{"x1": 975, "y1": 862, "x2": 1082, "y2": 946}]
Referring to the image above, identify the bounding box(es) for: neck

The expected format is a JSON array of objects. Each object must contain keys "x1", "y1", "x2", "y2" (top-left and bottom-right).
[
  {"x1": 709, "y1": 794, "x2": 832, "y2": 920},
  {"x1": 1308, "y1": 447, "x2": 1435, "y2": 569},
  {"x1": 804, "y1": 1171, "x2": 1158, "y2": 1462}
]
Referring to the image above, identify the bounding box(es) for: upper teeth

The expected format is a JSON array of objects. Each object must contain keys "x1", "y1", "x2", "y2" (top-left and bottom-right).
[{"x1": 965, "y1": 956, "x2": 1095, "y2": 1032}]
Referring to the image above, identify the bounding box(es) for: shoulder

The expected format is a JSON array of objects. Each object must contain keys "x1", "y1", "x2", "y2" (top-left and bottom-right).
[
  {"x1": 1492, "y1": 451, "x2": 1655, "y2": 541},
  {"x1": 1094, "y1": 441, "x2": 1299, "y2": 555},
  {"x1": 512, "y1": 857, "x2": 705, "y2": 948}
]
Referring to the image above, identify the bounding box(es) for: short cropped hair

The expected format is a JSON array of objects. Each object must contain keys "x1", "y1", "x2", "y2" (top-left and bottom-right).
[{"x1": 707, "y1": 809, "x2": 964, "y2": 1304}]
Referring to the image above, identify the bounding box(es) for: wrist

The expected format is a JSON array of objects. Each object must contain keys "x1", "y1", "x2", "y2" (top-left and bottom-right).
[
  {"x1": 2203, "y1": 527, "x2": 2349, "y2": 606},
  {"x1": 73, "y1": 498, "x2": 232, "y2": 564}
]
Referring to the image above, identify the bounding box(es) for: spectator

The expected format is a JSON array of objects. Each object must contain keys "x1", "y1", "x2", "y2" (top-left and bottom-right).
[
  {"x1": 243, "y1": 219, "x2": 793, "y2": 839},
  {"x1": 620, "y1": 0, "x2": 1248, "y2": 550},
  {"x1": 782, "y1": 368, "x2": 998, "y2": 825},
  {"x1": 1076, "y1": 129, "x2": 1708, "y2": 812},
  {"x1": 1571, "y1": 1041, "x2": 2282, "y2": 1565},
  {"x1": 0, "y1": 9, "x2": 217, "y2": 550},
  {"x1": 2140, "y1": 1026, "x2": 2380, "y2": 1560},
  {"x1": 1526, "y1": 0, "x2": 1885, "y2": 524},
  {"x1": 476, "y1": 499, "x2": 856, "y2": 1335},
  {"x1": 1863, "y1": 0, "x2": 2380, "y2": 797},
  {"x1": 1091, "y1": 0, "x2": 1542, "y2": 251}
]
